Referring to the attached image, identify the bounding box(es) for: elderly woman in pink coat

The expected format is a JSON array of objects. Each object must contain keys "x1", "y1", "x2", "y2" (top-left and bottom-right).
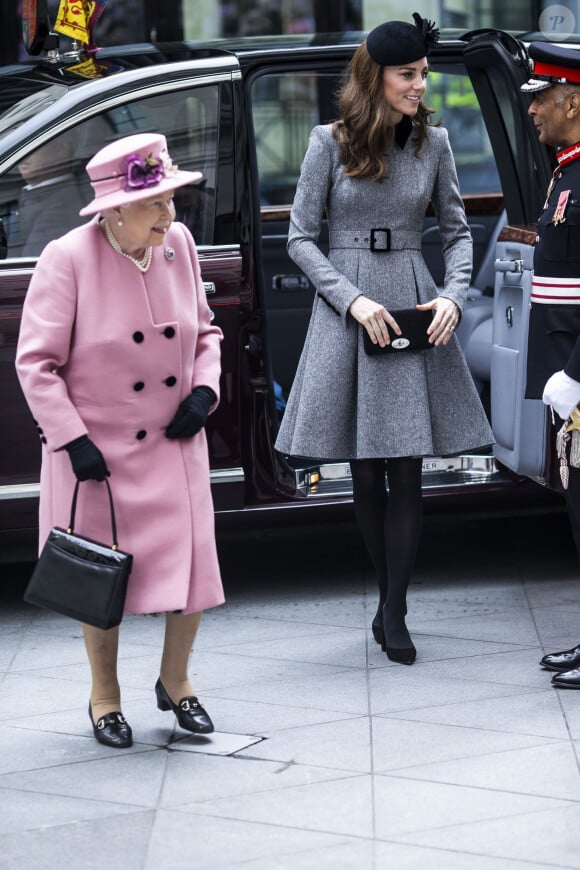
[{"x1": 16, "y1": 133, "x2": 224, "y2": 749}]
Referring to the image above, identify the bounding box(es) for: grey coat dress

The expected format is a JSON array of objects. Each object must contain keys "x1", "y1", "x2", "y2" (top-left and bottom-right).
[{"x1": 275, "y1": 122, "x2": 494, "y2": 460}]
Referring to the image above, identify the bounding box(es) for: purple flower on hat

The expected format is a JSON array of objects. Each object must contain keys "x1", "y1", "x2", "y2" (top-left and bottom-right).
[{"x1": 125, "y1": 152, "x2": 164, "y2": 190}]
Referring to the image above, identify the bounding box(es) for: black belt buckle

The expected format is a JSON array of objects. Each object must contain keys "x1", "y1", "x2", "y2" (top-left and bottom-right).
[{"x1": 370, "y1": 227, "x2": 391, "y2": 252}]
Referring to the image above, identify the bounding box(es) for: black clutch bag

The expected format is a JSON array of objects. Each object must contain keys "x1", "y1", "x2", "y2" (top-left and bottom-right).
[
  {"x1": 24, "y1": 479, "x2": 133, "y2": 630},
  {"x1": 363, "y1": 308, "x2": 434, "y2": 355}
]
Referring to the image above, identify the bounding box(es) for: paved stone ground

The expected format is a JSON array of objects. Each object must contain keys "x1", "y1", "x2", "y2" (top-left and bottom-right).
[{"x1": 1, "y1": 511, "x2": 580, "y2": 869}]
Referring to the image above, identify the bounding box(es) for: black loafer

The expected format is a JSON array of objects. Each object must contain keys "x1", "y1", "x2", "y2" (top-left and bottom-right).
[
  {"x1": 552, "y1": 666, "x2": 580, "y2": 689},
  {"x1": 88, "y1": 703, "x2": 133, "y2": 748},
  {"x1": 155, "y1": 678, "x2": 214, "y2": 734},
  {"x1": 540, "y1": 643, "x2": 580, "y2": 672}
]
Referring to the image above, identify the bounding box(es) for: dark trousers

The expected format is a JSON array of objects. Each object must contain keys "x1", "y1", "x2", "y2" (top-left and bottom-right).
[{"x1": 565, "y1": 465, "x2": 580, "y2": 561}]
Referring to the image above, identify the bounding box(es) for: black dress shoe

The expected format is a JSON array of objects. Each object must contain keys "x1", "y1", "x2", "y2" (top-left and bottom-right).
[
  {"x1": 540, "y1": 643, "x2": 580, "y2": 672},
  {"x1": 381, "y1": 604, "x2": 416, "y2": 665},
  {"x1": 371, "y1": 610, "x2": 384, "y2": 646},
  {"x1": 155, "y1": 678, "x2": 214, "y2": 734},
  {"x1": 552, "y1": 666, "x2": 580, "y2": 688},
  {"x1": 88, "y1": 703, "x2": 133, "y2": 748}
]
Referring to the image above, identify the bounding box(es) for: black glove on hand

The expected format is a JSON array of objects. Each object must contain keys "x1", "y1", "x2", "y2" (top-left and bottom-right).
[
  {"x1": 65, "y1": 435, "x2": 110, "y2": 481},
  {"x1": 165, "y1": 386, "x2": 216, "y2": 439}
]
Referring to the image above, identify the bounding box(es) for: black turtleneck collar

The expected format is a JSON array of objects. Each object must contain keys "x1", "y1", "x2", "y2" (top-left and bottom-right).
[{"x1": 395, "y1": 115, "x2": 413, "y2": 149}]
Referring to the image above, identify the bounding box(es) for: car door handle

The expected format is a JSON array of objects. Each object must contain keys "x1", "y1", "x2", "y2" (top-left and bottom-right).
[
  {"x1": 204, "y1": 281, "x2": 216, "y2": 294},
  {"x1": 495, "y1": 258, "x2": 524, "y2": 273},
  {"x1": 272, "y1": 274, "x2": 310, "y2": 291}
]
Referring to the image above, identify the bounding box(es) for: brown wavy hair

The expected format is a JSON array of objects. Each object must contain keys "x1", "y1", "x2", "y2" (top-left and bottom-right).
[{"x1": 333, "y1": 41, "x2": 436, "y2": 181}]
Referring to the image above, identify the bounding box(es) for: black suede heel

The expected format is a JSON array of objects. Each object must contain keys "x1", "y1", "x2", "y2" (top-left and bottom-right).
[{"x1": 381, "y1": 604, "x2": 416, "y2": 664}]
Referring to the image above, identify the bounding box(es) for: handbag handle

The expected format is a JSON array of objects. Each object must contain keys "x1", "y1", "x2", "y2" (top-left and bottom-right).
[{"x1": 67, "y1": 478, "x2": 120, "y2": 550}]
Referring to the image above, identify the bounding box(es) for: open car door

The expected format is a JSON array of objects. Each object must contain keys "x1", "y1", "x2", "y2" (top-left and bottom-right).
[{"x1": 463, "y1": 29, "x2": 556, "y2": 482}]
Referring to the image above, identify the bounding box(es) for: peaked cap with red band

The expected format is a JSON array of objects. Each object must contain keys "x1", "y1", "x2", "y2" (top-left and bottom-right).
[{"x1": 521, "y1": 42, "x2": 580, "y2": 93}]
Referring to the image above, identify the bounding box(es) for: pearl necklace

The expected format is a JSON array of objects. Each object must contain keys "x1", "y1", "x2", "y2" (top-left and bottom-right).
[{"x1": 103, "y1": 220, "x2": 152, "y2": 273}]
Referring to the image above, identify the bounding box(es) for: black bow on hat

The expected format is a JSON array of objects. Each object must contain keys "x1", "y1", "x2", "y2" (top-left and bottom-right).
[{"x1": 366, "y1": 12, "x2": 439, "y2": 66}]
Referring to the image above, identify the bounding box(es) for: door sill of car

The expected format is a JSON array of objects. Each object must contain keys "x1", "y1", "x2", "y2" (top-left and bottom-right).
[{"x1": 294, "y1": 454, "x2": 502, "y2": 498}]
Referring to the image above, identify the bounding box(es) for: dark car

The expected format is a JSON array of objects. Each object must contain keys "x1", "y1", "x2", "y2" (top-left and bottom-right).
[{"x1": 0, "y1": 29, "x2": 565, "y2": 551}]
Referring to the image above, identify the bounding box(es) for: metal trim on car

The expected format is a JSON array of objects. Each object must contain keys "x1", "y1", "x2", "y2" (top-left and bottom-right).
[
  {"x1": 0, "y1": 467, "x2": 245, "y2": 501},
  {"x1": 0, "y1": 68, "x2": 239, "y2": 170}
]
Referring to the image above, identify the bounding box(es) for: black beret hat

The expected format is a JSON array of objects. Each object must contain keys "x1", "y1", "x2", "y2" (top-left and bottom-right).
[
  {"x1": 366, "y1": 12, "x2": 439, "y2": 66},
  {"x1": 521, "y1": 42, "x2": 580, "y2": 93}
]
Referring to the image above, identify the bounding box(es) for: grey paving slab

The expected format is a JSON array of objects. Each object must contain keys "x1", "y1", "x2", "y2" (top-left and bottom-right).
[
  {"x1": 0, "y1": 785, "x2": 145, "y2": 835},
  {"x1": 558, "y1": 697, "x2": 580, "y2": 739},
  {"x1": 372, "y1": 775, "x2": 570, "y2": 839},
  {"x1": 525, "y1": 579, "x2": 580, "y2": 606},
  {"x1": 367, "y1": 632, "x2": 538, "y2": 670},
  {"x1": 158, "y1": 753, "x2": 353, "y2": 807},
  {"x1": 411, "y1": 647, "x2": 552, "y2": 689},
  {"x1": 8, "y1": 636, "x2": 97, "y2": 672},
  {"x1": 368, "y1": 666, "x2": 542, "y2": 716},
  {"x1": 380, "y1": 685, "x2": 570, "y2": 740},
  {"x1": 385, "y1": 741, "x2": 580, "y2": 801},
  {"x1": 369, "y1": 842, "x2": 567, "y2": 870},
  {"x1": 190, "y1": 693, "x2": 356, "y2": 735},
  {"x1": 169, "y1": 730, "x2": 265, "y2": 755},
  {"x1": 0, "y1": 724, "x2": 154, "y2": 773},
  {"x1": 144, "y1": 810, "x2": 353, "y2": 870},
  {"x1": 185, "y1": 772, "x2": 374, "y2": 837},
  {"x1": 0, "y1": 750, "x2": 165, "y2": 807},
  {"x1": 195, "y1": 613, "x2": 348, "y2": 650},
  {"x1": 409, "y1": 579, "x2": 531, "y2": 612},
  {"x1": 235, "y1": 715, "x2": 372, "y2": 772},
  {"x1": 215, "y1": 596, "x2": 370, "y2": 629},
  {"x1": 2, "y1": 516, "x2": 580, "y2": 869},
  {"x1": 227, "y1": 840, "x2": 564, "y2": 870},
  {"x1": 0, "y1": 673, "x2": 90, "y2": 721},
  {"x1": 531, "y1": 606, "x2": 580, "y2": 643},
  {"x1": 212, "y1": 625, "x2": 367, "y2": 668},
  {"x1": 371, "y1": 716, "x2": 558, "y2": 772},
  {"x1": 409, "y1": 610, "x2": 540, "y2": 645},
  {"x1": 397, "y1": 802, "x2": 580, "y2": 867},
  {"x1": 0, "y1": 811, "x2": 154, "y2": 870},
  {"x1": 205, "y1": 666, "x2": 371, "y2": 714}
]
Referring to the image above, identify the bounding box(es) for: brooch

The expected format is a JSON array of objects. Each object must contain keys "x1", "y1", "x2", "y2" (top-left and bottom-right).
[{"x1": 164, "y1": 247, "x2": 175, "y2": 261}]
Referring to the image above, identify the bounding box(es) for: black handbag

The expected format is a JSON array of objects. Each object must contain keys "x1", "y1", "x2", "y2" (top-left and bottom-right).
[
  {"x1": 363, "y1": 308, "x2": 434, "y2": 355},
  {"x1": 24, "y1": 479, "x2": 133, "y2": 630}
]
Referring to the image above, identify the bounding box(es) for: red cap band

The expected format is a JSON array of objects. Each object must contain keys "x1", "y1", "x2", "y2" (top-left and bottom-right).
[{"x1": 534, "y1": 60, "x2": 580, "y2": 84}]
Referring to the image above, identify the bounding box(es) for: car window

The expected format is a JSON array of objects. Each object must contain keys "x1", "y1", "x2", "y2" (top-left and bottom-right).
[
  {"x1": 251, "y1": 67, "x2": 501, "y2": 204},
  {"x1": 428, "y1": 69, "x2": 501, "y2": 195},
  {"x1": 252, "y1": 70, "x2": 340, "y2": 205},
  {"x1": 0, "y1": 83, "x2": 219, "y2": 258}
]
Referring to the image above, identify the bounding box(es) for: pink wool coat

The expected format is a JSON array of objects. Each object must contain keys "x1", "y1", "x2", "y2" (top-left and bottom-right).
[{"x1": 16, "y1": 217, "x2": 225, "y2": 615}]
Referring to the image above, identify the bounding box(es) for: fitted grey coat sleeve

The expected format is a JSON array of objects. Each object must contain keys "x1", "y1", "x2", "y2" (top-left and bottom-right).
[
  {"x1": 431, "y1": 127, "x2": 473, "y2": 312},
  {"x1": 287, "y1": 126, "x2": 361, "y2": 317}
]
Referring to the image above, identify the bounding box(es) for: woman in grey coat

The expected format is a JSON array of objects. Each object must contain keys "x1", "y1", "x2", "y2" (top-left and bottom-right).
[{"x1": 275, "y1": 13, "x2": 493, "y2": 664}]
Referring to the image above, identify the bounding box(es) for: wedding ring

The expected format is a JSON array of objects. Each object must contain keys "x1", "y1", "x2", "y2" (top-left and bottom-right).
[{"x1": 448, "y1": 325, "x2": 455, "y2": 332}]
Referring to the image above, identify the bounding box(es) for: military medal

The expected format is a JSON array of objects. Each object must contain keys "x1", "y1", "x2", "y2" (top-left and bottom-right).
[{"x1": 552, "y1": 189, "x2": 571, "y2": 225}]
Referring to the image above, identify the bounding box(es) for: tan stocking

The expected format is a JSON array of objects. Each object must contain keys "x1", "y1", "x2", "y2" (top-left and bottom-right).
[
  {"x1": 82, "y1": 623, "x2": 122, "y2": 723},
  {"x1": 159, "y1": 611, "x2": 202, "y2": 703}
]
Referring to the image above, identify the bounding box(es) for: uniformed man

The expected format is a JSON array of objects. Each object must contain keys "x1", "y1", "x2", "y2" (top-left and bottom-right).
[{"x1": 522, "y1": 43, "x2": 580, "y2": 689}]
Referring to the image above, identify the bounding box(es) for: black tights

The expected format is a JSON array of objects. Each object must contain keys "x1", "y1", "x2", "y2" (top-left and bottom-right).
[{"x1": 350, "y1": 457, "x2": 423, "y2": 649}]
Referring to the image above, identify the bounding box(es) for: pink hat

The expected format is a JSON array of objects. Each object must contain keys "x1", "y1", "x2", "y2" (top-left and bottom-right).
[{"x1": 79, "y1": 132, "x2": 202, "y2": 216}]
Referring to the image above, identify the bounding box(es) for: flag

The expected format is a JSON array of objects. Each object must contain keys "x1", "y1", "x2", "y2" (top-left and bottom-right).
[
  {"x1": 54, "y1": 0, "x2": 95, "y2": 44},
  {"x1": 89, "y1": 0, "x2": 111, "y2": 32}
]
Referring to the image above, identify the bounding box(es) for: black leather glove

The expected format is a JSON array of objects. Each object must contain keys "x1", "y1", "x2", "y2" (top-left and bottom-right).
[
  {"x1": 64, "y1": 435, "x2": 110, "y2": 481},
  {"x1": 165, "y1": 386, "x2": 216, "y2": 439}
]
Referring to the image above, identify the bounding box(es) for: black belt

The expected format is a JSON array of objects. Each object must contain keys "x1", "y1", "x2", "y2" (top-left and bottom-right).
[{"x1": 329, "y1": 228, "x2": 422, "y2": 252}]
